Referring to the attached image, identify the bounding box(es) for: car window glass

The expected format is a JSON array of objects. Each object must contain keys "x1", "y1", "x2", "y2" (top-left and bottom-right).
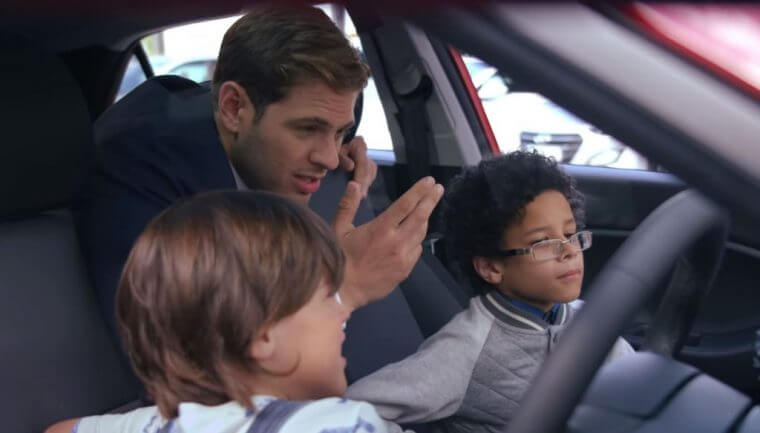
[
  {"x1": 115, "y1": 5, "x2": 393, "y2": 153},
  {"x1": 167, "y1": 60, "x2": 217, "y2": 83},
  {"x1": 460, "y1": 53, "x2": 652, "y2": 170}
]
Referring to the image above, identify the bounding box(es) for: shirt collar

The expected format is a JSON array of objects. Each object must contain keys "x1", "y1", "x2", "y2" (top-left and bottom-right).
[
  {"x1": 481, "y1": 290, "x2": 569, "y2": 331},
  {"x1": 508, "y1": 297, "x2": 561, "y2": 324},
  {"x1": 229, "y1": 161, "x2": 250, "y2": 190}
]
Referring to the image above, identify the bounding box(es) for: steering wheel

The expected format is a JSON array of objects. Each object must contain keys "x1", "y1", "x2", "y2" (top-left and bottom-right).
[{"x1": 505, "y1": 189, "x2": 729, "y2": 433}]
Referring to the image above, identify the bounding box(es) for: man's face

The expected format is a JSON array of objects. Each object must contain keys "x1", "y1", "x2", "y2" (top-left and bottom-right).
[{"x1": 229, "y1": 81, "x2": 359, "y2": 205}]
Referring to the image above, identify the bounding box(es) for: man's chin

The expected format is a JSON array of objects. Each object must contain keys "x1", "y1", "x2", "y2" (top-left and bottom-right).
[{"x1": 287, "y1": 192, "x2": 312, "y2": 206}]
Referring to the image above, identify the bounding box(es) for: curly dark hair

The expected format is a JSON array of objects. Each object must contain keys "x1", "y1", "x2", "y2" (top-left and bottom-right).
[{"x1": 441, "y1": 151, "x2": 585, "y2": 295}]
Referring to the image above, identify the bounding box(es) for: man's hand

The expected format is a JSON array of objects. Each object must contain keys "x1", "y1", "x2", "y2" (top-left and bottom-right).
[
  {"x1": 333, "y1": 176, "x2": 444, "y2": 309},
  {"x1": 339, "y1": 136, "x2": 377, "y2": 198}
]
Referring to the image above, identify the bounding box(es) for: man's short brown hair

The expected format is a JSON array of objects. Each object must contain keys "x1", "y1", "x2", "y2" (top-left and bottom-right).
[
  {"x1": 116, "y1": 190, "x2": 345, "y2": 418},
  {"x1": 212, "y1": 4, "x2": 370, "y2": 119}
]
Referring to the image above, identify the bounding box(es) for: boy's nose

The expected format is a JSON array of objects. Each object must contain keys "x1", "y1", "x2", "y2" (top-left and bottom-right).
[
  {"x1": 558, "y1": 242, "x2": 577, "y2": 261},
  {"x1": 334, "y1": 292, "x2": 352, "y2": 322},
  {"x1": 339, "y1": 302, "x2": 352, "y2": 322}
]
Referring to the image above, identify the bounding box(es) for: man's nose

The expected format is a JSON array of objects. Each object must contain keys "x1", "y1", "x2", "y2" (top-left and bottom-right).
[{"x1": 310, "y1": 137, "x2": 340, "y2": 170}]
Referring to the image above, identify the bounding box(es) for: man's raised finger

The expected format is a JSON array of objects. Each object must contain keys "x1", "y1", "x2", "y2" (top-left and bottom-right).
[
  {"x1": 332, "y1": 180, "x2": 362, "y2": 237},
  {"x1": 398, "y1": 183, "x2": 444, "y2": 237},
  {"x1": 375, "y1": 176, "x2": 436, "y2": 227},
  {"x1": 347, "y1": 137, "x2": 374, "y2": 197}
]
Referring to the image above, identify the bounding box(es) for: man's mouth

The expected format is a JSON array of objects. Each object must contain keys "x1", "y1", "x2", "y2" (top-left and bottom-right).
[{"x1": 293, "y1": 174, "x2": 323, "y2": 195}]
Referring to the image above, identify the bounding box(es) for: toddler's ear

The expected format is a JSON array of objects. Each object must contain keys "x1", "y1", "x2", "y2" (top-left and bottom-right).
[
  {"x1": 249, "y1": 328, "x2": 276, "y2": 362},
  {"x1": 473, "y1": 256, "x2": 503, "y2": 285}
]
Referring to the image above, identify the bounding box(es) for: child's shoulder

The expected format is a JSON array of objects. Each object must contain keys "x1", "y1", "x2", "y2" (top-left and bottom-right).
[
  {"x1": 74, "y1": 405, "x2": 165, "y2": 433},
  {"x1": 280, "y1": 398, "x2": 403, "y2": 433}
]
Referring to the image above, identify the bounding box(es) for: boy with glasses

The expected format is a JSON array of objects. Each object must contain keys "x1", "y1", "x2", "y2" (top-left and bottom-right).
[{"x1": 346, "y1": 151, "x2": 633, "y2": 433}]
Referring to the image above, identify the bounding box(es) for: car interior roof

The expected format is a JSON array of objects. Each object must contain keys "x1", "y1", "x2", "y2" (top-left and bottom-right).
[
  {"x1": 0, "y1": 5, "x2": 243, "y2": 52},
  {"x1": 0, "y1": 0, "x2": 400, "y2": 53}
]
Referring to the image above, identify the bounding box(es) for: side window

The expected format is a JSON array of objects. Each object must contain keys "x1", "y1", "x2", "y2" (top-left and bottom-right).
[
  {"x1": 166, "y1": 60, "x2": 217, "y2": 83},
  {"x1": 461, "y1": 54, "x2": 651, "y2": 170},
  {"x1": 115, "y1": 5, "x2": 393, "y2": 153}
]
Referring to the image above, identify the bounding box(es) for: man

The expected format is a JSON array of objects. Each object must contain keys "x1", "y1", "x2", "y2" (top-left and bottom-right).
[{"x1": 75, "y1": 4, "x2": 442, "y2": 338}]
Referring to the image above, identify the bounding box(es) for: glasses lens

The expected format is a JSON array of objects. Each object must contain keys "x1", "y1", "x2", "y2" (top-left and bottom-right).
[
  {"x1": 532, "y1": 240, "x2": 561, "y2": 261},
  {"x1": 531, "y1": 232, "x2": 593, "y2": 261},
  {"x1": 577, "y1": 231, "x2": 592, "y2": 250}
]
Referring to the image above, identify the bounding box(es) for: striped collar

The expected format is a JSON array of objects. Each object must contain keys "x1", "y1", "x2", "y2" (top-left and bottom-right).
[{"x1": 481, "y1": 291, "x2": 570, "y2": 331}]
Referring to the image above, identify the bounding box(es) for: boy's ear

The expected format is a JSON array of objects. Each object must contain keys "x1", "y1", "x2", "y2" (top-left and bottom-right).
[
  {"x1": 249, "y1": 326, "x2": 277, "y2": 362},
  {"x1": 473, "y1": 256, "x2": 504, "y2": 285},
  {"x1": 248, "y1": 323, "x2": 299, "y2": 377}
]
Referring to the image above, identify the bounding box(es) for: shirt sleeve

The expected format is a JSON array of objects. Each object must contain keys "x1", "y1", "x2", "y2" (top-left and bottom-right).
[
  {"x1": 74, "y1": 406, "x2": 165, "y2": 433},
  {"x1": 280, "y1": 398, "x2": 410, "y2": 433},
  {"x1": 344, "y1": 304, "x2": 492, "y2": 425}
]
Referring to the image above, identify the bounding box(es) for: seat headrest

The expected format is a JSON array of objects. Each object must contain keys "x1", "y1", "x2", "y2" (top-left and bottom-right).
[{"x1": 0, "y1": 32, "x2": 94, "y2": 220}]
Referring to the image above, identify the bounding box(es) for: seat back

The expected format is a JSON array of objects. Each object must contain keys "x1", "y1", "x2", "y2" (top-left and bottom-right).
[
  {"x1": 309, "y1": 170, "x2": 425, "y2": 381},
  {"x1": 310, "y1": 168, "x2": 465, "y2": 382},
  {"x1": 0, "y1": 33, "x2": 141, "y2": 433}
]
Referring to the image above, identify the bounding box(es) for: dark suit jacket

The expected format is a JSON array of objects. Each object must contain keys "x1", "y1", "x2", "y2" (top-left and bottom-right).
[{"x1": 75, "y1": 76, "x2": 235, "y2": 335}]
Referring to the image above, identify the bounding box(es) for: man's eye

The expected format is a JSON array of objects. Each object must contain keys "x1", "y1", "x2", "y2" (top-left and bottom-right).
[
  {"x1": 301, "y1": 125, "x2": 318, "y2": 132},
  {"x1": 531, "y1": 237, "x2": 549, "y2": 245}
]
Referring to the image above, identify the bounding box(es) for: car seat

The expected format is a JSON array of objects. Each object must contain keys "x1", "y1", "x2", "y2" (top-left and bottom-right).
[
  {"x1": 310, "y1": 152, "x2": 465, "y2": 382},
  {"x1": 0, "y1": 32, "x2": 143, "y2": 433}
]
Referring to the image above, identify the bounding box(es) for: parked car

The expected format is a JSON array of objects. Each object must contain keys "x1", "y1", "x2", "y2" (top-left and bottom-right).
[
  {"x1": 463, "y1": 55, "x2": 649, "y2": 169},
  {"x1": 2, "y1": 2, "x2": 760, "y2": 433}
]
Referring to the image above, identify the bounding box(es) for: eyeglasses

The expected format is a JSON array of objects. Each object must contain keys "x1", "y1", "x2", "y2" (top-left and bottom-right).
[{"x1": 492, "y1": 230, "x2": 592, "y2": 262}]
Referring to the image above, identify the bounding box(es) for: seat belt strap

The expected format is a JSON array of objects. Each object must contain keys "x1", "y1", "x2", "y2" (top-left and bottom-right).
[
  {"x1": 246, "y1": 400, "x2": 306, "y2": 433},
  {"x1": 396, "y1": 75, "x2": 434, "y2": 186}
]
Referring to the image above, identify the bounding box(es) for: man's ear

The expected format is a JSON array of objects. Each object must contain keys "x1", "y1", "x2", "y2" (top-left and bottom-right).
[
  {"x1": 473, "y1": 256, "x2": 504, "y2": 285},
  {"x1": 217, "y1": 81, "x2": 255, "y2": 134}
]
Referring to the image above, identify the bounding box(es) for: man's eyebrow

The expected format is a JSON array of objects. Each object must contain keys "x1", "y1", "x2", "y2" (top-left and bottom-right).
[
  {"x1": 286, "y1": 117, "x2": 354, "y2": 131},
  {"x1": 338, "y1": 120, "x2": 355, "y2": 131}
]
